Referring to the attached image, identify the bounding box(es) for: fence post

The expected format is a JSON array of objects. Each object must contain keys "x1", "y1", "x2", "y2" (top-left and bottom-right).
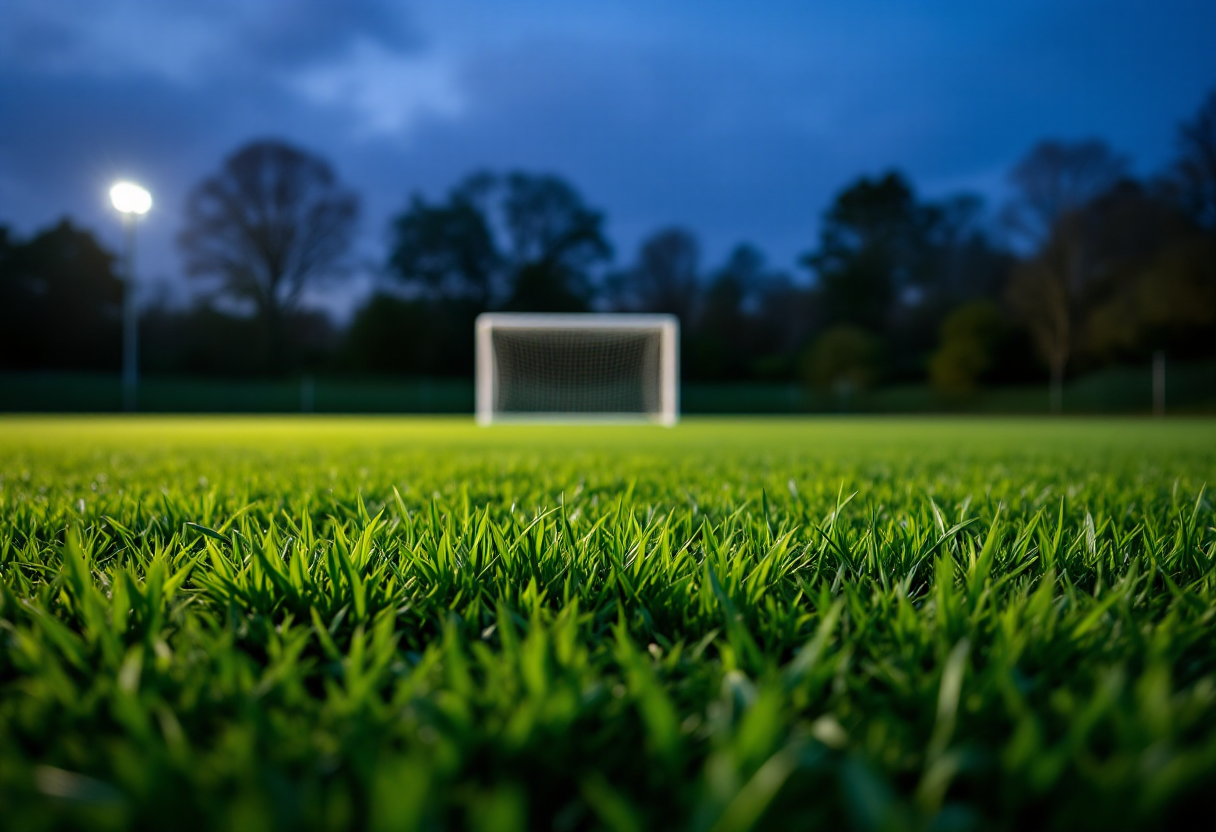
[{"x1": 1152, "y1": 351, "x2": 1165, "y2": 418}]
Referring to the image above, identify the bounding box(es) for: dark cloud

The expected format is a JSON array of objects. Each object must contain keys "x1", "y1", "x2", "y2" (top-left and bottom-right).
[
  {"x1": 0, "y1": 0, "x2": 417, "y2": 78},
  {"x1": 228, "y1": 0, "x2": 418, "y2": 68}
]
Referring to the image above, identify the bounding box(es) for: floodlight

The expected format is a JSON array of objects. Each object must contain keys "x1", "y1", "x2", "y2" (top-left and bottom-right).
[
  {"x1": 109, "y1": 181, "x2": 152, "y2": 215},
  {"x1": 109, "y1": 180, "x2": 152, "y2": 412}
]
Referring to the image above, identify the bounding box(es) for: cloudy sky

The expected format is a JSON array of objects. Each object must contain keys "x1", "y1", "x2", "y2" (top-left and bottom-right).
[{"x1": 1, "y1": 0, "x2": 1213, "y2": 313}]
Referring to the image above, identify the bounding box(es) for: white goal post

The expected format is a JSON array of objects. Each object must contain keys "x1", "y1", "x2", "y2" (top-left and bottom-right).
[{"x1": 476, "y1": 313, "x2": 679, "y2": 425}]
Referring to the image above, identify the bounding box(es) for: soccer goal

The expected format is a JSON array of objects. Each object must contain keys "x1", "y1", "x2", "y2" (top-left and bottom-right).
[{"x1": 476, "y1": 313, "x2": 679, "y2": 425}]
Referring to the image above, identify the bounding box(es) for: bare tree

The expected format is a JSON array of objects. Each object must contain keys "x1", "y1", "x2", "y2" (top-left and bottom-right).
[
  {"x1": 1003, "y1": 139, "x2": 1127, "y2": 412},
  {"x1": 179, "y1": 139, "x2": 358, "y2": 369}
]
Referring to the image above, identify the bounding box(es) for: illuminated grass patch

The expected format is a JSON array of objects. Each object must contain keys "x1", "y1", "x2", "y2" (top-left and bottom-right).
[{"x1": 2, "y1": 418, "x2": 1215, "y2": 830}]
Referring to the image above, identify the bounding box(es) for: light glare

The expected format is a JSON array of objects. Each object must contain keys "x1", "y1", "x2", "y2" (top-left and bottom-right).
[{"x1": 110, "y1": 181, "x2": 152, "y2": 215}]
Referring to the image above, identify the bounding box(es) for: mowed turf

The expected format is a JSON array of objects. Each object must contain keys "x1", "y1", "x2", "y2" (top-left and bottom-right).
[{"x1": 2, "y1": 416, "x2": 1215, "y2": 831}]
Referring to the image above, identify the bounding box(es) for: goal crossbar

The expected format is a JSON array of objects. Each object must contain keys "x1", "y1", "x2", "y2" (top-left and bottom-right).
[{"x1": 476, "y1": 313, "x2": 679, "y2": 426}]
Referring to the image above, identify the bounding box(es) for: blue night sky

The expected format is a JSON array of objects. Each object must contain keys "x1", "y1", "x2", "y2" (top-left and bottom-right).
[{"x1": 1, "y1": 0, "x2": 1214, "y2": 314}]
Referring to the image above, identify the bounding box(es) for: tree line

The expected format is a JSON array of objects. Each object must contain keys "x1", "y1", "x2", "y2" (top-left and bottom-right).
[{"x1": 2, "y1": 90, "x2": 1213, "y2": 399}]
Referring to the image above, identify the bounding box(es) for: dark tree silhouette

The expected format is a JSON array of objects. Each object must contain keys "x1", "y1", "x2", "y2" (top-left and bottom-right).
[
  {"x1": 1003, "y1": 139, "x2": 1127, "y2": 411},
  {"x1": 614, "y1": 227, "x2": 701, "y2": 321},
  {"x1": 0, "y1": 220, "x2": 122, "y2": 371},
  {"x1": 923, "y1": 194, "x2": 1009, "y2": 302},
  {"x1": 1081, "y1": 181, "x2": 1216, "y2": 360},
  {"x1": 387, "y1": 172, "x2": 500, "y2": 306},
  {"x1": 342, "y1": 292, "x2": 478, "y2": 377},
  {"x1": 178, "y1": 139, "x2": 358, "y2": 370},
  {"x1": 384, "y1": 171, "x2": 609, "y2": 312},
  {"x1": 1003, "y1": 139, "x2": 1129, "y2": 249},
  {"x1": 1173, "y1": 89, "x2": 1216, "y2": 232},
  {"x1": 501, "y1": 172, "x2": 612, "y2": 311},
  {"x1": 801, "y1": 171, "x2": 933, "y2": 330},
  {"x1": 685, "y1": 244, "x2": 796, "y2": 380}
]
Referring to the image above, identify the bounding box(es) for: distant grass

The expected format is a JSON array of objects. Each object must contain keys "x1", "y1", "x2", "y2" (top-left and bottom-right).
[{"x1": 2, "y1": 417, "x2": 1216, "y2": 831}]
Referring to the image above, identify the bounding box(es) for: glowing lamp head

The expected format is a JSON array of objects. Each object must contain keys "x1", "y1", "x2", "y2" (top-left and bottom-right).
[{"x1": 110, "y1": 181, "x2": 152, "y2": 215}]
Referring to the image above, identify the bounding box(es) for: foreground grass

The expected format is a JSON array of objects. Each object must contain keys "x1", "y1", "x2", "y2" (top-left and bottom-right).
[{"x1": 2, "y1": 417, "x2": 1215, "y2": 831}]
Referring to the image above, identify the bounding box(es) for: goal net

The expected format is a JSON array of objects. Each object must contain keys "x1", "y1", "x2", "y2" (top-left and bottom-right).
[{"x1": 476, "y1": 313, "x2": 679, "y2": 425}]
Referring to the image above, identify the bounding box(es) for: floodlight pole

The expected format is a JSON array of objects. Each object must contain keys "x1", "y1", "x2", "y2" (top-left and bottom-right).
[
  {"x1": 121, "y1": 213, "x2": 139, "y2": 413},
  {"x1": 110, "y1": 181, "x2": 150, "y2": 411}
]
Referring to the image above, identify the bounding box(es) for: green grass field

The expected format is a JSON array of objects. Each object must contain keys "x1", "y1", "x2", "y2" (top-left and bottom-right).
[{"x1": 2, "y1": 417, "x2": 1215, "y2": 831}]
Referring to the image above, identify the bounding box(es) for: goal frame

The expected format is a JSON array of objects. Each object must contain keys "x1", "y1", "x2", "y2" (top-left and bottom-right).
[{"x1": 475, "y1": 313, "x2": 679, "y2": 426}]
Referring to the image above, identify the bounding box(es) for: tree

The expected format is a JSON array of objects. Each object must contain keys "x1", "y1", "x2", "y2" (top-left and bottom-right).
[
  {"x1": 1003, "y1": 139, "x2": 1128, "y2": 412},
  {"x1": 387, "y1": 173, "x2": 500, "y2": 306},
  {"x1": 501, "y1": 173, "x2": 612, "y2": 311},
  {"x1": 800, "y1": 325, "x2": 884, "y2": 408},
  {"x1": 800, "y1": 171, "x2": 995, "y2": 383},
  {"x1": 612, "y1": 227, "x2": 701, "y2": 321},
  {"x1": 341, "y1": 293, "x2": 477, "y2": 377},
  {"x1": 922, "y1": 194, "x2": 1011, "y2": 303},
  {"x1": 139, "y1": 302, "x2": 339, "y2": 378},
  {"x1": 1172, "y1": 89, "x2": 1216, "y2": 233},
  {"x1": 1083, "y1": 181, "x2": 1216, "y2": 360},
  {"x1": 679, "y1": 243, "x2": 812, "y2": 381},
  {"x1": 1155, "y1": 89, "x2": 1216, "y2": 354},
  {"x1": 685, "y1": 244, "x2": 791, "y2": 380},
  {"x1": 178, "y1": 139, "x2": 358, "y2": 371},
  {"x1": 687, "y1": 246, "x2": 754, "y2": 380},
  {"x1": 0, "y1": 220, "x2": 122, "y2": 371},
  {"x1": 801, "y1": 171, "x2": 933, "y2": 330},
  {"x1": 928, "y1": 301, "x2": 1006, "y2": 394},
  {"x1": 1002, "y1": 140, "x2": 1128, "y2": 248},
  {"x1": 384, "y1": 171, "x2": 610, "y2": 312}
]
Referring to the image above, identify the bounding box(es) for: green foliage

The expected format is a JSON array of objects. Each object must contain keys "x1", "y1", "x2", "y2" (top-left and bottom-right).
[
  {"x1": 929, "y1": 302, "x2": 1006, "y2": 394},
  {"x1": 801, "y1": 325, "x2": 884, "y2": 395},
  {"x1": 1, "y1": 417, "x2": 1215, "y2": 830}
]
